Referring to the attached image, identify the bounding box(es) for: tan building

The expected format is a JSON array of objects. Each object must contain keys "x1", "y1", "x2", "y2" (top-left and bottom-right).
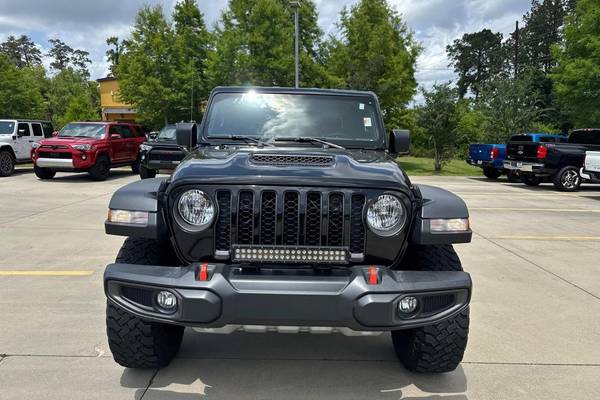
[{"x1": 97, "y1": 77, "x2": 137, "y2": 122}]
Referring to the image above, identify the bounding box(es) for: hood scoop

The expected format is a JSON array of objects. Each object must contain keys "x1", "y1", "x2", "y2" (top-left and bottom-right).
[{"x1": 250, "y1": 153, "x2": 335, "y2": 167}]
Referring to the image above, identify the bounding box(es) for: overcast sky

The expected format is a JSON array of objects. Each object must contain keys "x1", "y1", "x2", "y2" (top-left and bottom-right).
[{"x1": 0, "y1": 0, "x2": 531, "y2": 100}]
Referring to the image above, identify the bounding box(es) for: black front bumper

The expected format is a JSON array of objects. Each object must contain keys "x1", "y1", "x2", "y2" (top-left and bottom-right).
[{"x1": 104, "y1": 263, "x2": 471, "y2": 331}]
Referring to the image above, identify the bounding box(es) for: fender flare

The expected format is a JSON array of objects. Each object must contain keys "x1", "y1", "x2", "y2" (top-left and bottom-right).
[
  {"x1": 105, "y1": 178, "x2": 168, "y2": 239},
  {"x1": 410, "y1": 185, "x2": 472, "y2": 245}
]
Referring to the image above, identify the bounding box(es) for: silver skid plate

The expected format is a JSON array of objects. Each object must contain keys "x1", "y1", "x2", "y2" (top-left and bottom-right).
[{"x1": 192, "y1": 325, "x2": 383, "y2": 336}]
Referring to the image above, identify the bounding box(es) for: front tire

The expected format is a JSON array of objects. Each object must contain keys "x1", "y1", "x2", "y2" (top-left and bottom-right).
[
  {"x1": 392, "y1": 245, "x2": 469, "y2": 373},
  {"x1": 483, "y1": 166, "x2": 501, "y2": 179},
  {"x1": 0, "y1": 150, "x2": 15, "y2": 177},
  {"x1": 89, "y1": 155, "x2": 110, "y2": 181},
  {"x1": 553, "y1": 166, "x2": 581, "y2": 192},
  {"x1": 34, "y1": 165, "x2": 56, "y2": 180},
  {"x1": 106, "y1": 238, "x2": 184, "y2": 368}
]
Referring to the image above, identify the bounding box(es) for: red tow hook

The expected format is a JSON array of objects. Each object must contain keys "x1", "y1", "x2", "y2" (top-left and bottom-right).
[
  {"x1": 368, "y1": 266, "x2": 379, "y2": 285},
  {"x1": 199, "y1": 262, "x2": 209, "y2": 281}
]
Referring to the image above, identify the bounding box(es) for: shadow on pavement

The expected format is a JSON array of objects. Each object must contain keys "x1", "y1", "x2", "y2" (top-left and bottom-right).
[{"x1": 120, "y1": 331, "x2": 468, "y2": 399}]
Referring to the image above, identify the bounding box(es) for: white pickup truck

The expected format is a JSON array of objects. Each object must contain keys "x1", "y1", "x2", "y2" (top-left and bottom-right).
[
  {"x1": 582, "y1": 151, "x2": 600, "y2": 183},
  {"x1": 0, "y1": 119, "x2": 53, "y2": 177}
]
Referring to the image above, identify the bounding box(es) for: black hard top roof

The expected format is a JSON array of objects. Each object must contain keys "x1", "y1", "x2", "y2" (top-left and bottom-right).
[{"x1": 210, "y1": 86, "x2": 378, "y2": 98}]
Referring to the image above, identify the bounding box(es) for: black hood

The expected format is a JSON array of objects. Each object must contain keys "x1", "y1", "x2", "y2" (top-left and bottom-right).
[{"x1": 170, "y1": 146, "x2": 412, "y2": 192}]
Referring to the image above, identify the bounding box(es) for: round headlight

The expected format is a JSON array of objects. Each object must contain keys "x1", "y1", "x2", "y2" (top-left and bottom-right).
[
  {"x1": 366, "y1": 194, "x2": 406, "y2": 236},
  {"x1": 177, "y1": 189, "x2": 215, "y2": 228}
]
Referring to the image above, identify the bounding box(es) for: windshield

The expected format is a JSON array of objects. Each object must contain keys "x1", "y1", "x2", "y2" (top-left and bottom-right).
[
  {"x1": 0, "y1": 121, "x2": 15, "y2": 135},
  {"x1": 59, "y1": 123, "x2": 107, "y2": 138},
  {"x1": 158, "y1": 125, "x2": 177, "y2": 140},
  {"x1": 205, "y1": 91, "x2": 381, "y2": 145}
]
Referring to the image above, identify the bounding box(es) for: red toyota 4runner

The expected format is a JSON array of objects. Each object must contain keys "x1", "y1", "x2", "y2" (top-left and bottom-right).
[{"x1": 31, "y1": 122, "x2": 146, "y2": 180}]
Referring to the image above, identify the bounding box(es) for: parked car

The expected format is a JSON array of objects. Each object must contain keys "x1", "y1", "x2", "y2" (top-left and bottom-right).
[
  {"x1": 0, "y1": 119, "x2": 53, "y2": 177},
  {"x1": 31, "y1": 121, "x2": 146, "y2": 181},
  {"x1": 581, "y1": 151, "x2": 600, "y2": 183},
  {"x1": 504, "y1": 128, "x2": 600, "y2": 191},
  {"x1": 467, "y1": 133, "x2": 566, "y2": 181},
  {"x1": 138, "y1": 124, "x2": 186, "y2": 179},
  {"x1": 103, "y1": 87, "x2": 473, "y2": 373}
]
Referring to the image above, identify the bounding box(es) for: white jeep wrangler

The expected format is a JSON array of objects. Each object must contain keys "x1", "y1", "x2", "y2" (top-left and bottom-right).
[{"x1": 0, "y1": 119, "x2": 53, "y2": 177}]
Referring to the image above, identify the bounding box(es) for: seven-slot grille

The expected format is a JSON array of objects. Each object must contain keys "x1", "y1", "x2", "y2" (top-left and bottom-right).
[{"x1": 214, "y1": 188, "x2": 366, "y2": 259}]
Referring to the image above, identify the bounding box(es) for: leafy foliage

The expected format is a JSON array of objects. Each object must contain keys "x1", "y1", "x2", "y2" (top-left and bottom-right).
[
  {"x1": 48, "y1": 39, "x2": 92, "y2": 78},
  {"x1": 0, "y1": 54, "x2": 46, "y2": 119},
  {"x1": 551, "y1": 0, "x2": 600, "y2": 126},
  {"x1": 0, "y1": 35, "x2": 42, "y2": 68}
]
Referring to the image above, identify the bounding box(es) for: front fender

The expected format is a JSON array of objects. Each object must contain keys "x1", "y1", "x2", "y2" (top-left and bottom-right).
[
  {"x1": 410, "y1": 185, "x2": 472, "y2": 245},
  {"x1": 105, "y1": 178, "x2": 168, "y2": 239}
]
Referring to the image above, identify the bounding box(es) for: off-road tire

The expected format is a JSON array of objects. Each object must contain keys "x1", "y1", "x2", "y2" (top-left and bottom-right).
[
  {"x1": 140, "y1": 165, "x2": 157, "y2": 179},
  {"x1": 89, "y1": 155, "x2": 110, "y2": 181},
  {"x1": 393, "y1": 245, "x2": 469, "y2": 373},
  {"x1": 553, "y1": 166, "x2": 581, "y2": 192},
  {"x1": 521, "y1": 174, "x2": 541, "y2": 186},
  {"x1": 107, "y1": 238, "x2": 183, "y2": 368},
  {"x1": 0, "y1": 150, "x2": 15, "y2": 177},
  {"x1": 483, "y1": 166, "x2": 501, "y2": 179},
  {"x1": 34, "y1": 165, "x2": 56, "y2": 180}
]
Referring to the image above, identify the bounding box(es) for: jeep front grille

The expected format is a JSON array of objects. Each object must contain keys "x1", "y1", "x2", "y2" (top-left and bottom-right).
[{"x1": 214, "y1": 188, "x2": 366, "y2": 259}]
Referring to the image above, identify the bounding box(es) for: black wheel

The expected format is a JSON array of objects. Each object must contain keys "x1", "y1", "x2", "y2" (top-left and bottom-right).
[
  {"x1": 89, "y1": 155, "x2": 110, "y2": 181},
  {"x1": 392, "y1": 245, "x2": 469, "y2": 373},
  {"x1": 34, "y1": 165, "x2": 56, "y2": 180},
  {"x1": 131, "y1": 156, "x2": 140, "y2": 174},
  {"x1": 507, "y1": 171, "x2": 521, "y2": 183},
  {"x1": 139, "y1": 165, "x2": 157, "y2": 179},
  {"x1": 0, "y1": 150, "x2": 15, "y2": 177},
  {"x1": 521, "y1": 175, "x2": 541, "y2": 186},
  {"x1": 553, "y1": 166, "x2": 581, "y2": 192},
  {"x1": 483, "y1": 166, "x2": 501, "y2": 179},
  {"x1": 106, "y1": 238, "x2": 184, "y2": 368}
]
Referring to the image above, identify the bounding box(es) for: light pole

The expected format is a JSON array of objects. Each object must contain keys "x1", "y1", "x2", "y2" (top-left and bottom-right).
[{"x1": 290, "y1": 1, "x2": 300, "y2": 88}]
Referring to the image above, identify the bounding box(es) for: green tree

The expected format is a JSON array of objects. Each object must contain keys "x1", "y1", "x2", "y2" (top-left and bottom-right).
[
  {"x1": 56, "y1": 91, "x2": 99, "y2": 128},
  {"x1": 328, "y1": 0, "x2": 420, "y2": 125},
  {"x1": 417, "y1": 83, "x2": 460, "y2": 172},
  {"x1": 47, "y1": 68, "x2": 99, "y2": 128},
  {"x1": 173, "y1": 0, "x2": 212, "y2": 120},
  {"x1": 551, "y1": 0, "x2": 600, "y2": 126},
  {"x1": 0, "y1": 54, "x2": 46, "y2": 118},
  {"x1": 207, "y1": 0, "x2": 328, "y2": 88},
  {"x1": 476, "y1": 74, "x2": 546, "y2": 142},
  {"x1": 48, "y1": 38, "x2": 91, "y2": 78},
  {"x1": 116, "y1": 6, "x2": 194, "y2": 127},
  {"x1": 447, "y1": 29, "x2": 506, "y2": 98},
  {"x1": 0, "y1": 35, "x2": 43, "y2": 68},
  {"x1": 106, "y1": 36, "x2": 124, "y2": 76}
]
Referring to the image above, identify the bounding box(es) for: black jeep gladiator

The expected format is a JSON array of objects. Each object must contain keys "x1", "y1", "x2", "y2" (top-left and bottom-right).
[
  {"x1": 504, "y1": 128, "x2": 600, "y2": 191},
  {"x1": 138, "y1": 124, "x2": 186, "y2": 179},
  {"x1": 104, "y1": 87, "x2": 473, "y2": 373}
]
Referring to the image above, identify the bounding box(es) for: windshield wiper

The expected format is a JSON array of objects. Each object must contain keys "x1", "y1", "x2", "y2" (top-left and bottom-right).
[
  {"x1": 210, "y1": 135, "x2": 273, "y2": 146},
  {"x1": 273, "y1": 137, "x2": 345, "y2": 150}
]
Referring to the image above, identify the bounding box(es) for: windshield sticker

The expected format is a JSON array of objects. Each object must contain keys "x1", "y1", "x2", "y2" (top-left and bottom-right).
[
  {"x1": 359, "y1": 103, "x2": 365, "y2": 110},
  {"x1": 363, "y1": 117, "x2": 372, "y2": 127}
]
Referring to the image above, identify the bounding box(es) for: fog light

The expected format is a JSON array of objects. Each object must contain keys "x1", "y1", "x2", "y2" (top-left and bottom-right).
[
  {"x1": 156, "y1": 291, "x2": 177, "y2": 310},
  {"x1": 398, "y1": 296, "x2": 418, "y2": 314},
  {"x1": 81, "y1": 154, "x2": 87, "y2": 160}
]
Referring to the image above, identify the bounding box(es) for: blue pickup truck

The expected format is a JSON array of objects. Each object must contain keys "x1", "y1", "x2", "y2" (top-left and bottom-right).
[{"x1": 467, "y1": 133, "x2": 567, "y2": 180}]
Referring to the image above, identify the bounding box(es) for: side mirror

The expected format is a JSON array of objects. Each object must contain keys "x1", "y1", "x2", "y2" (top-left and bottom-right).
[
  {"x1": 389, "y1": 129, "x2": 410, "y2": 155},
  {"x1": 176, "y1": 122, "x2": 197, "y2": 150},
  {"x1": 110, "y1": 133, "x2": 121, "y2": 140},
  {"x1": 149, "y1": 132, "x2": 158, "y2": 140}
]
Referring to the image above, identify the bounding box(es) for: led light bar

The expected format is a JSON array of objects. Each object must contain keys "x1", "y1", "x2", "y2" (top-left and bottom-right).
[{"x1": 232, "y1": 245, "x2": 349, "y2": 264}]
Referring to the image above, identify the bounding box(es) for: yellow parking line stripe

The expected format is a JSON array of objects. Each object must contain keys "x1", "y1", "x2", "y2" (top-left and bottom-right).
[
  {"x1": 471, "y1": 207, "x2": 600, "y2": 213},
  {"x1": 491, "y1": 236, "x2": 600, "y2": 241},
  {"x1": 0, "y1": 270, "x2": 95, "y2": 276}
]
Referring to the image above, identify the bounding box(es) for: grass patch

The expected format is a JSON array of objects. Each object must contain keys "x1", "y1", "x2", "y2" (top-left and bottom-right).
[{"x1": 397, "y1": 156, "x2": 481, "y2": 176}]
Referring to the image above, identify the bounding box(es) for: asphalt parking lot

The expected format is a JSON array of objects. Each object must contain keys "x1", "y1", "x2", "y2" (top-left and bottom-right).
[{"x1": 1, "y1": 167, "x2": 599, "y2": 400}]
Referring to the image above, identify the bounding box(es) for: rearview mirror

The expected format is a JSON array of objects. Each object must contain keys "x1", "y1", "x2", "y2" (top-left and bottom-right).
[
  {"x1": 176, "y1": 122, "x2": 197, "y2": 150},
  {"x1": 389, "y1": 129, "x2": 410, "y2": 155}
]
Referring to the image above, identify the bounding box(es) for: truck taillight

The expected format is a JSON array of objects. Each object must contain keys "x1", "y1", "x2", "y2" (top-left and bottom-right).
[
  {"x1": 490, "y1": 147, "x2": 499, "y2": 160},
  {"x1": 537, "y1": 145, "x2": 548, "y2": 159}
]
